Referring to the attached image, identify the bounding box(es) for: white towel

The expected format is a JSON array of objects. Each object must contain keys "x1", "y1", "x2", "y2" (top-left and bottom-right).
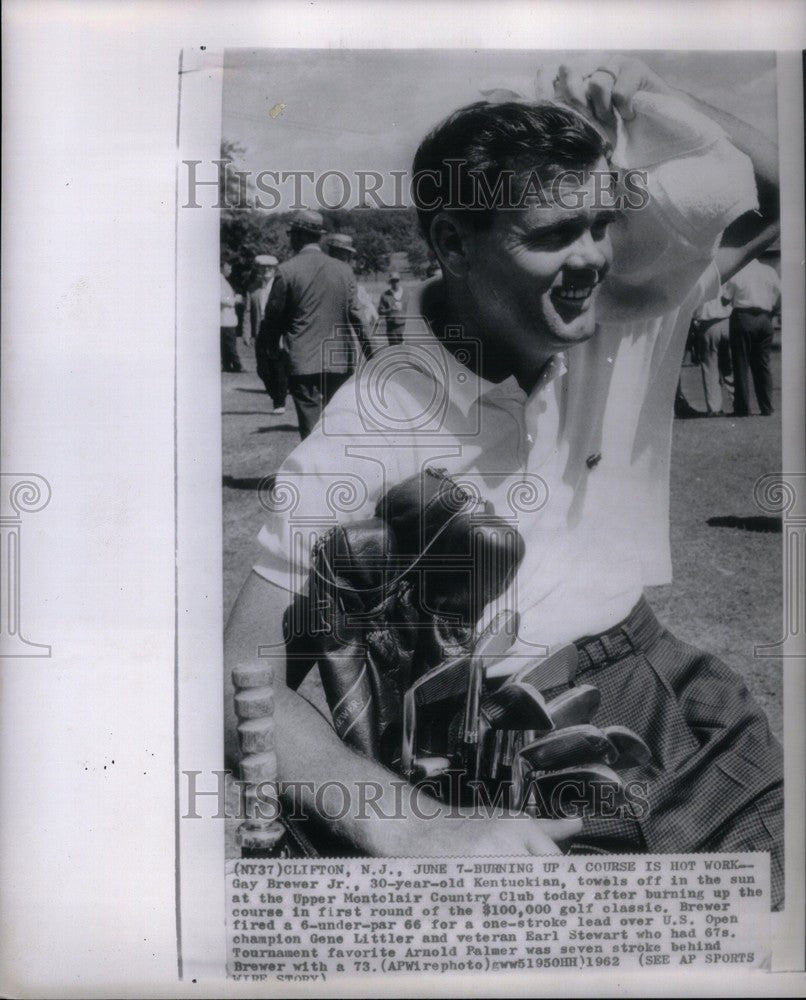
[
  {"x1": 475, "y1": 78, "x2": 759, "y2": 320},
  {"x1": 601, "y1": 91, "x2": 758, "y2": 321}
]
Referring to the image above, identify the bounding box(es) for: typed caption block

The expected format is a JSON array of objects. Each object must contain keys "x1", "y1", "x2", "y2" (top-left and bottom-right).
[{"x1": 226, "y1": 853, "x2": 770, "y2": 981}]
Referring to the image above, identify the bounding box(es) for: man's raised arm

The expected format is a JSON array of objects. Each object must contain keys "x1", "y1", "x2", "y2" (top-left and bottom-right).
[
  {"x1": 555, "y1": 56, "x2": 779, "y2": 281},
  {"x1": 678, "y1": 92, "x2": 779, "y2": 281}
]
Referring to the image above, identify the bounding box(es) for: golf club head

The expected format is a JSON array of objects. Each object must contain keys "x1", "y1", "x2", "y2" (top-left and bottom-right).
[
  {"x1": 602, "y1": 725, "x2": 652, "y2": 767},
  {"x1": 413, "y1": 653, "x2": 472, "y2": 707},
  {"x1": 481, "y1": 680, "x2": 554, "y2": 732},
  {"x1": 473, "y1": 608, "x2": 520, "y2": 664},
  {"x1": 401, "y1": 653, "x2": 470, "y2": 777},
  {"x1": 455, "y1": 610, "x2": 518, "y2": 774},
  {"x1": 464, "y1": 609, "x2": 520, "y2": 752},
  {"x1": 518, "y1": 762, "x2": 625, "y2": 818},
  {"x1": 518, "y1": 724, "x2": 616, "y2": 771},
  {"x1": 485, "y1": 643, "x2": 579, "y2": 687},
  {"x1": 546, "y1": 683, "x2": 601, "y2": 728}
]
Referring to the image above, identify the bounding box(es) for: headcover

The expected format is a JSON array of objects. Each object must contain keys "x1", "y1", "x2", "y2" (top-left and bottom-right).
[{"x1": 294, "y1": 469, "x2": 524, "y2": 768}]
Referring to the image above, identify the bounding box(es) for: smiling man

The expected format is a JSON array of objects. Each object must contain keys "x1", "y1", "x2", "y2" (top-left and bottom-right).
[
  {"x1": 225, "y1": 58, "x2": 783, "y2": 905},
  {"x1": 409, "y1": 101, "x2": 614, "y2": 389}
]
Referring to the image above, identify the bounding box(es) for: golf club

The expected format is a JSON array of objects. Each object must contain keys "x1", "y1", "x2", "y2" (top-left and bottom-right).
[
  {"x1": 602, "y1": 725, "x2": 652, "y2": 767},
  {"x1": 518, "y1": 724, "x2": 616, "y2": 771},
  {"x1": 545, "y1": 683, "x2": 601, "y2": 728}
]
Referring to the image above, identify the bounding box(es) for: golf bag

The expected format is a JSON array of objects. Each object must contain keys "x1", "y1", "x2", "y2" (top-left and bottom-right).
[{"x1": 281, "y1": 468, "x2": 649, "y2": 850}]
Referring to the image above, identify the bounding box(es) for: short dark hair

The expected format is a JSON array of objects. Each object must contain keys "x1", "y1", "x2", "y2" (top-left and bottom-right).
[{"x1": 411, "y1": 101, "x2": 608, "y2": 246}]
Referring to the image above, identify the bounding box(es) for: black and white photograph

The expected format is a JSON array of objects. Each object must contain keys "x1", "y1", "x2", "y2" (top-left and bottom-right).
[
  {"x1": 219, "y1": 48, "x2": 784, "y2": 882},
  {"x1": 3, "y1": 1, "x2": 805, "y2": 995}
]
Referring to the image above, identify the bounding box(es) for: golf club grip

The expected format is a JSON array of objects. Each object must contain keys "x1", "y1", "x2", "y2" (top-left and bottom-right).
[{"x1": 232, "y1": 660, "x2": 285, "y2": 852}]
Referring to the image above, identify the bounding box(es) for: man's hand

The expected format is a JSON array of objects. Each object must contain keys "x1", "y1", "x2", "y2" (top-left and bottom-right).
[
  {"x1": 550, "y1": 56, "x2": 674, "y2": 141},
  {"x1": 545, "y1": 53, "x2": 779, "y2": 280},
  {"x1": 394, "y1": 809, "x2": 582, "y2": 858}
]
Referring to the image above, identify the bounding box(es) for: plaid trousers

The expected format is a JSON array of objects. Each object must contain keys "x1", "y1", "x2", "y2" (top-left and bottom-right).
[{"x1": 555, "y1": 597, "x2": 784, "y2": 909}]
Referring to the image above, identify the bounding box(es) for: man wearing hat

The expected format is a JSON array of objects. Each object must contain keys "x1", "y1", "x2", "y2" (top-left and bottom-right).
[
  {"x1": 261, "y1": 209, "x2": 367, "y2": 439},
  {"x1": 378, "y1": 271, "x2": 409, "y2": 345},
  {"x1": 327, "y1": 234, "x2": 382, "y2": 355},
  {"x1": 246, "y1": 253, "x2": 288, "y2": 414}
]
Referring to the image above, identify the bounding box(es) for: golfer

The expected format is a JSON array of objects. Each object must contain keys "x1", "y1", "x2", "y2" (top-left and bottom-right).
[{"x1": 225, "y1": 57, "x2": 783, "y2": 906}]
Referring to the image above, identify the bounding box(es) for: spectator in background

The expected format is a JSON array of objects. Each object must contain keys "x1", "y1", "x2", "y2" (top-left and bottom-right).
[
  {"x1": 244, "y1": 254, "x2": 278, "y2": 347},
  {"x1": 692, "y1": 288, "x2": 733, "y2": 416},
  {"x1": 327, "y1": 234, "x2": 381, "y2": 355},
  {"x1": 262, "y1": 209, "x2": 366, "y2": 440},
  {"x1": 378, "y1": 271, "x2": 408, "y2": 345},
  {"x1": 220, "y1": 259, "x2": 244, "y2": 373},
  {"x1": 247, "y1": 254, "x2": 289, "y2": 414},
  {"x1": 722, "y1": 255, "x2": 781, "y2": 416}
]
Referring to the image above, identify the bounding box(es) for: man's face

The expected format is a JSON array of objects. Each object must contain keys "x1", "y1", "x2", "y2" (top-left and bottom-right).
[
  {"x1": 259, "y1": 265, "x2": 275, "y2": 284},
  {"x1": 464, "y1": 157, "x2": 616, "y2": 373},
  {"x1": 221, "y1": 262, "x2": 232, "y2": 278}
]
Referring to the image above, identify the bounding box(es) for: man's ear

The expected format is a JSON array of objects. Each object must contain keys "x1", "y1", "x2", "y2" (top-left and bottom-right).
[{"x1": 429, "y1": 213, "x2": 473, "y2": 279}]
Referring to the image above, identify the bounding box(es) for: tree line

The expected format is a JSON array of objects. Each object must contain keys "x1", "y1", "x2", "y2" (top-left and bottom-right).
[{"x1": 220, "y1": 140, "x2": 437, "y2": 292}]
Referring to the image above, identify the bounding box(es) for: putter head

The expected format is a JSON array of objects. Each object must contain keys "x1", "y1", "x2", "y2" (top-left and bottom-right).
[
  {"x1": 517, "y1": 762, "x2": 625, "y2": 819},
  {"x1": 485, "y1": 643, "x2": 579, "y2": 688},
  {"x1": 518, "y1": 724, "x2": 616, "y2": 771},
  {"x1": 480, "y1": 681, "x2": 554, "y2": 732},
  {"x1": 602, "y1": 725, "x2": 652, "y2": 767},
  {"x1": 546, "y1": 683, "x2": 601, "y2": 728}
]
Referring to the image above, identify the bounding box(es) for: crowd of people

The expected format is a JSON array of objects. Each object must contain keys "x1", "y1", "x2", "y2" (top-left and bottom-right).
[
  {"x1": 220, "y1": 211, "x2": 418, "y2": 438},
  {"x1": 676, "y1": 249, "x2": 781, "y2": 419}
]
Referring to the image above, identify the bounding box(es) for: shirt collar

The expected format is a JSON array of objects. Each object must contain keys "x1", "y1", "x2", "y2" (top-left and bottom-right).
[
  {"x1": 298, "y1": 243, "x2": 322, "y2": 254},
  {"x1": 407, "y1": 279, "x2": 567, "y2": 417}
]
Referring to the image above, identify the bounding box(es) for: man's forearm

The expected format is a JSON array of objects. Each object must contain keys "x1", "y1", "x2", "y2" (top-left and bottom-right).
[
  {"x1": 224, "y1": 571, "x2": 460, "y2": 855},
  {"x1": 225, "y1": 571, "x2": 574, "y2": 856},
  {"x1": 674, "y1": 85, "x2": 779, "y2": 267},
  {"x1": 678, "y1": 89, "x2": 778, "y2": 192}
]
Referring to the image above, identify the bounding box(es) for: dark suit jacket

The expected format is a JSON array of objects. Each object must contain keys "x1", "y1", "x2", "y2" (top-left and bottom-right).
[{"x1": 261, "y1": 246, "x2": 365, "y2": 375}]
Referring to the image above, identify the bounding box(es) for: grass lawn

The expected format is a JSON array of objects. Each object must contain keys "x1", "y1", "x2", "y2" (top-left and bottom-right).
[{"x1": 221, "y1": 324, "x2": 783, "y2": 742}]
